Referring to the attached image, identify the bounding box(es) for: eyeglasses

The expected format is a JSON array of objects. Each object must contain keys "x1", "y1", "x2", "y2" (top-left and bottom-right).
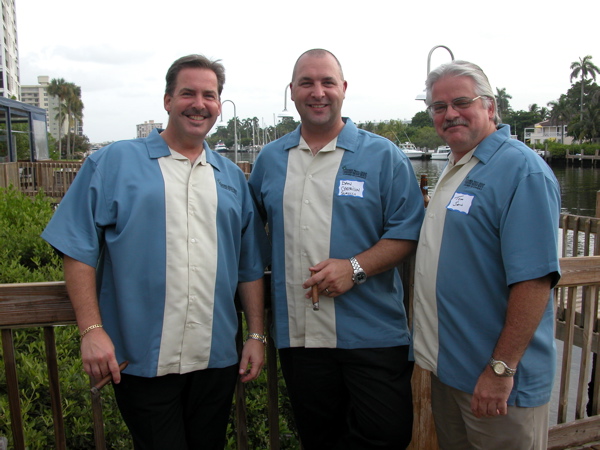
[{"x1": 428, "y1": 96, "x2": 488, "y2": 115}]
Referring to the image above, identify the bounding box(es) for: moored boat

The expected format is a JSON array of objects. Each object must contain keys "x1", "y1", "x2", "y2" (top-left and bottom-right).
[
  {"x1": 431, "y1": 145, "x2": 451, "y2": 160},
  {"x1": 399, "y1": 142, "x2": 424, "y2": 159}
]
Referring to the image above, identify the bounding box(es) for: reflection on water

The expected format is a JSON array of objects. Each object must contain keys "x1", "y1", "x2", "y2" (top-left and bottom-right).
[{"x1": 410, "y1": 159, "x2": 600, "y2": 217}]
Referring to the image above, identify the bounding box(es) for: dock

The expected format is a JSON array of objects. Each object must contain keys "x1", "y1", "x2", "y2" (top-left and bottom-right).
[{"x1": 566, "y1": 149, "x2": 600, "y2": 166}]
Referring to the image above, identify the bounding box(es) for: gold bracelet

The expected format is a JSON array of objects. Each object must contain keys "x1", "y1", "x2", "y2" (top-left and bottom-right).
[
  {"x1": 246, "y1": 333, "x2": 267, "y2": 344},
  {"x1": 80, "y1": 324, "x2": 103, "y2": 338}
]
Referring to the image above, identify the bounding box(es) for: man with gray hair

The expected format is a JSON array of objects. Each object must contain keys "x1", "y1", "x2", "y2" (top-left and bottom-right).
[
  {"x1": 42, "y1": 54, "x2": 267, "y2": 449},
  {"x1": 412, "y1": 60, "x2": 560, "y2": 449}
]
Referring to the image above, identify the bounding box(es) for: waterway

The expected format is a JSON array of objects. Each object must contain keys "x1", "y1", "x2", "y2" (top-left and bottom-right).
[{"x1": 411, "y1": 158, "x2": 600, "y2": 217}]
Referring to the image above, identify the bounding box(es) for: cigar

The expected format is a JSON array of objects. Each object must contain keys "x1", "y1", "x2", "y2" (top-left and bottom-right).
[
  {"x1": 90, "y1": 361, "x2": 129, "y2": 395},
  {"x1": 310, "y1": 270, "x2": 319, "y2": 311}
]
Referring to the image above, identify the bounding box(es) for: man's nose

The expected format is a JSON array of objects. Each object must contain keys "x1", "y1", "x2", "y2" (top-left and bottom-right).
[
  {"x1": 191, "y1": 94, "x2": 205, "y2": 108},
  {"x1": 311, "y1": 83, "x2": 325, "y2": 98},
  {"x1": 444, "y1": 104, "x2": 460, "y2": 119}
]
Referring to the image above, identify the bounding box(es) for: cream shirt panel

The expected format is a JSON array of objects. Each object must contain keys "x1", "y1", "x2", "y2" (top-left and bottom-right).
[
  {"x1": 413, "y1": 149, "x2": 480, "y2": 374},
  {"x1": 283, "y1": 136, "x2": 344, "y2": 347},
  {"x1": 157, "y1": 148, "x2": 218, "y2": 375}
]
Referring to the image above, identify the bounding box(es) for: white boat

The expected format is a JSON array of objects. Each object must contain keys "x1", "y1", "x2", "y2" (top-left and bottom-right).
[
  {"x1": 431, "y1": 145, "x2": 451, "y2": 160},
  {"x1": 398, "y1": 142, "x2": 424, "y2": 159},
  {"x1": 214, "y1": 141, "x2": 228, "y2": 152}
]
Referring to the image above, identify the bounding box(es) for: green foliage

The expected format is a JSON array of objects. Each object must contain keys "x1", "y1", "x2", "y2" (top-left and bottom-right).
[
  {"x1": 0, "y1": 326, "x2": 132, "y2": 449},
  {"x1": 411, "y1": 126, "x2": 445, "y2": 150},
  {"x1": 58, "y1": 133, "x2": 91, "y2": 160},
  {"x1": 0, "y1": 186, "x2": 299, "y2": 447},
  {"x1": 225, "y1": 361, "x2": 300, "y2": 450},
  {"x1": 531, "y1": 141, "x2": 600, "y2": 158},
  {"x1": 410, "y1": 110, "x2": 433, "y2": 129},
  {"x1": 0, "y1": 186, "x2": 62, "y2": 283}
]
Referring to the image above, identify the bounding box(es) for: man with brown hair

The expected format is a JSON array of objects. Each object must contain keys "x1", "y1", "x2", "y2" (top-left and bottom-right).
[{"x1": 43, "y1": 54, "x2": 267, "y2": 449}]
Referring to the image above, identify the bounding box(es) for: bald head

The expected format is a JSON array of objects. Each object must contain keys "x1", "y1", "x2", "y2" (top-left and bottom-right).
[{"x1": 291, "y1": 49, "x2": 344, "y2": 82}]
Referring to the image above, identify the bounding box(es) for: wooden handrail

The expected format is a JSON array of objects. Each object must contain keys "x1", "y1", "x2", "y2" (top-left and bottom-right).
[
  {"x1": 1, "y1": 258, "x2": 599, "y2": 448},
  {"x1": 0, "y1": 279, "x2": 279, "y2": 450}
]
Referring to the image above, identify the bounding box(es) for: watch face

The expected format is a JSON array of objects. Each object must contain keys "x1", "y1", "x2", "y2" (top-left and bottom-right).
[
  {"x1": 354, "y1": 271, "x2": 367, "y2": 284},
  {"x1": 492, "y1": 362, "x2": 505, "y2": 375}
]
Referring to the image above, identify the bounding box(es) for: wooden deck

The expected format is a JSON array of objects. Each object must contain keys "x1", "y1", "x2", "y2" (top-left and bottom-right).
[{"x1": 566, "y1": 150, "x2": 600, "y2": 166}]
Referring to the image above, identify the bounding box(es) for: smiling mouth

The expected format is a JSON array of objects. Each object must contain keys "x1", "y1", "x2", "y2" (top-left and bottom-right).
[
  {"x1": 188, "y1": 115, "x2": 207, "y2": 121},
  {"x1": 309, "y1": 104, "x2": 328, "y2": 109}
]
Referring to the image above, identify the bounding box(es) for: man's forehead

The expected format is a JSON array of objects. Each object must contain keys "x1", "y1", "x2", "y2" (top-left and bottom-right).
[
  {"x1": 432, "y1": 75, "x2": 475, "y2": 95},
  {"x1": 294, "y1": 54, "x2": 343, "y2": 79},
  {"x1": 174, "y1": 68, "x2": 218, "y2": 89}
]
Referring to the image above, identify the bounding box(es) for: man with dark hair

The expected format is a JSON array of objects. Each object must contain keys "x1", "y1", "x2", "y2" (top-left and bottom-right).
[
  {"x1": 249, "y1": 48, "x2": 424, "y2": 449},
  {"x1": 42, "y1": 54, "x2": 267, "y2": 449},
  {"x1": 413, "y1": 60, "x2": 560, "y2": 449}
]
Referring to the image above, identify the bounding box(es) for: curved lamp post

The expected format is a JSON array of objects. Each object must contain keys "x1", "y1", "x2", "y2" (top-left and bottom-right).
[
  {"x1": 279, "y1": 84, "x2": 294, "y2": 118},
  {"x1": 415, "y1": 45, "x2": 455, "y2": 101},
  {"x1": 220, "y1": 99, "x2": 238, "y2": 164}
]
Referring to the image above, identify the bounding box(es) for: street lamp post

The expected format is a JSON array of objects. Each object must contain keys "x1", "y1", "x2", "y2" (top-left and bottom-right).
[
  {"x1": 220, "y1": 99, "x2": 238, "y2": 164},
  {"x1": 415, "y1": 45, "x2": 455, "y2": 101},
  {"x1": 279, "y1": 84, "x2": 294, "y2": 118}
]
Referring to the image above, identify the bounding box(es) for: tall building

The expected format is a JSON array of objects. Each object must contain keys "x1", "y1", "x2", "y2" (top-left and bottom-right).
[
  {"x1": 0, "y1": 0, "x2": 20, "y2": 99},
  {"x1": 137, "y1": 120, "x2": 162, "y2": 138},
  {"x1": 20, "y1": 76, "x2": 70, "y2": 140}
]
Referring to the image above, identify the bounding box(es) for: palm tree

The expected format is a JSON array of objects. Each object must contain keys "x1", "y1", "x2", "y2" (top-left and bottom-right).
[
  {"x1": 495, "y1": 87, "x2": 512, "y2": 118},
  {"x1": 548, "y1": 96, "x2": 575, "y2": 143},
  {"x1": 69, "y1": 96, "x2": 84, "y2": 157},
  {"x1": 47, "y1": 78, "x2": 69, "y2": 159},
  {"x1": 570, "y1": 55, "x2": 600, "y2": 120},
  {"x1": 64, "y1": 83, "x2": 82, "y2": 159}
]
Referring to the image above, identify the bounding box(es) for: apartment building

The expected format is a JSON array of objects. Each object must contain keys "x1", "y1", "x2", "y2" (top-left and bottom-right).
[
  {"x1": 20, "y1": 76, "x2": 72, "y2": 141},
  {"x1": 137, "y1": 120, "x2": 162, "y2": 138},
  {"x1": 0, "y1": 0, "x2": 20, "y2": 99}
]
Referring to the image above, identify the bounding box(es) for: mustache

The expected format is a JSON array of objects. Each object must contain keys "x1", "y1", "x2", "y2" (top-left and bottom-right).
[
  {"x1": 183, "y1": 108, "x2": 212, "y2": 118},
  {"x1": 442, "y1": 118, "x2": 468, "y2": 131}
]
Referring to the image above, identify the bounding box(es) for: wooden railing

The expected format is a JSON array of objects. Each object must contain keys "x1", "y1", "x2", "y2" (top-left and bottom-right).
[
  {"x1": 0, "y1": 280, "x2": 280, "y2": 450},
  {"x1": 547, "y1": 212, "x2": 600, "y2": 449},
  {"x1": 549, "y1": 256, "x2": 600, "y2": 449},
  {"x1": 0, "y1": 161, "x2": 83, "y2": 201},
  {"x1": 0, "y1": 161, "x2": 254, "y2": 199},
  {"x1": 1, "y1": 200, "x2": 599, "y2": 448}
]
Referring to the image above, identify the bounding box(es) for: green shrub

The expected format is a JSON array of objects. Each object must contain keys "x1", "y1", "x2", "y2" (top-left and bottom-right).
[
  {"x1": 530, "y1": 142, "x2": 600, "y2": 158},
  {"x1": 0, "y1": 186, "x2": 299, "y2": 448}
]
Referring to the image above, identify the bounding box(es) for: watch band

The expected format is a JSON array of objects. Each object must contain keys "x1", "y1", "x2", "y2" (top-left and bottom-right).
[
  {"x1": 247, "y1": 333, "x2": 267, "y2": 344},
  {"x1": 349, "y1": 256, "x2": 367, "y2": 284}
]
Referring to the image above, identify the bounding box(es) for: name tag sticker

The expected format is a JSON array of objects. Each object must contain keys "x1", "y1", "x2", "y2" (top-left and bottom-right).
[
  {"x1": 338, "y1": 180, "x2": 364, "y2": 198},
  {"x1": 447, "y1": 192, "x2": 474, "y2": 214}
]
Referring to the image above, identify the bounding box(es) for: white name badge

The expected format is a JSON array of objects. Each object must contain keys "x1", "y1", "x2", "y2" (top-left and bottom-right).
[
  {"x1": 338, "y1": 180, "x2": 364, "y2": 198},
  {"x1": 447, "y1": 192, "x2": 474, "y2": 214}
]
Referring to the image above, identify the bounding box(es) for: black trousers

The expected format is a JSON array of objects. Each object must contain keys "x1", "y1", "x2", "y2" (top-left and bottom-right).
[
  {"x1": 279, "y1": 346, "x2": 414, "y2": 450},
  {"x1": 112, "y1": 365, "x2": 238, "y2": 450}
]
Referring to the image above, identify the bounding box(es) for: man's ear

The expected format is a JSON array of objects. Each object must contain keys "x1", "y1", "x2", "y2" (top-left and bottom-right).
[{"x1": 164, "y1": 93, "x2": 172, "y2": 115}]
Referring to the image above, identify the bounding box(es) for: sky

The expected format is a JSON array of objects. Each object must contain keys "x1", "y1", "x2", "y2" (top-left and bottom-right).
[{"x1": 15, "y1": 0, "x2": 600, "y2": 144}]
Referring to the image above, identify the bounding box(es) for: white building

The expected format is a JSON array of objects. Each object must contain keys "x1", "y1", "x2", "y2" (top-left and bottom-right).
[
  {"x1": 137, "y1": 120, "x2": 162, "y2": 138},
  {"x1": 20, "y1": 76, "x2": 70, "y2": 141},
  {"x1": 0, "y1": 0, "x2": 20, "y2": 99},
  {"x1": 524, "y1": 120, "x2": 573, "y2": 146}
]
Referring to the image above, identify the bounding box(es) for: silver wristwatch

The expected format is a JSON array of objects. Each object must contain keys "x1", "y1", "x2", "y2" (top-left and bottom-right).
[
  {"x1": 349, "y1": 256, "x2": 367, "y2": 285},
  {"x1": 489, "y1": 358, "x2": 516, "y2": 377}
]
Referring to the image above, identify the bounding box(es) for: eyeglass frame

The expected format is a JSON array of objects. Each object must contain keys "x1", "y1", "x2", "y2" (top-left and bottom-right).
[{"x1": 427, "y1": 95, "x2": 491, "y2": 115}]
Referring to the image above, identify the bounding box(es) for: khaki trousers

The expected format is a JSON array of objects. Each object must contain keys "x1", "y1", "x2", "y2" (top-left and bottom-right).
[{"x1": 431, "y1": 374, "x2": 549, "y2": 450}]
